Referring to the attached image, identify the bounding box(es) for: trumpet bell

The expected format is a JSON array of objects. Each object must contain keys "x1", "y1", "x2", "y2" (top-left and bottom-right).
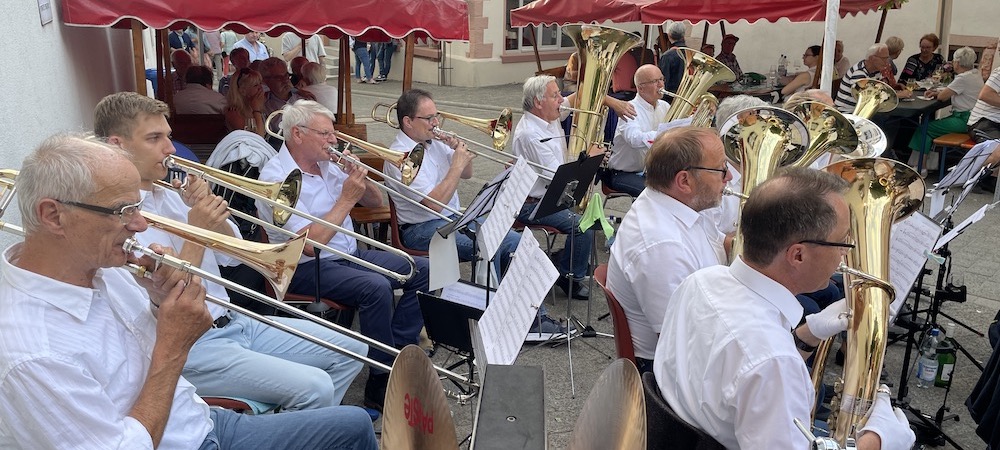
[
  {"x1": 788, "y1": 101, "x2": 860, "y2": 168},
  {"x1": 334, "y1": 132, "x2": 425, "y2": 185},
  {"x1": 851, "y1": 78, "x2": 899, "y2": 118},
  {"x1": 440, "y1": 108, "x2": 513, "y2": 151}
]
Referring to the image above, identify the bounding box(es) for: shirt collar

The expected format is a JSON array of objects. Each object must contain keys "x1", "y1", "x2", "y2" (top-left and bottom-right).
[
  {"x1": 2, "y1": 244, "x2": 98, "y2": 321},
  {"x1": 393, "y1": 130, "x2": 428, "y2": 150},
  {"x1": 729, "y1": 256, "x2": 803, "y2": 329},
  {"x1": 647, "y1": 188, "x2": 703, "y2": 229}
]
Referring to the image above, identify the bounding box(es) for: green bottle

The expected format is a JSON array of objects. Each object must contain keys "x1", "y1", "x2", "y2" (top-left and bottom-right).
[{"x1": 934, "y1": 338, "x2": 956, "y2": 388}]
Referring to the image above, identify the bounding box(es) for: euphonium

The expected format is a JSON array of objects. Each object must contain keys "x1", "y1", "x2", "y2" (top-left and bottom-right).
[
  {"x1": 562, "y1": 24, "x2": 642, "y2": 162},
  {"x1": 720, "y1": 107, "x2": 810, "y2": 261},
  {"x1": 819, "y1": 158, "x2": 923, "y2": 444},
  {"x1": 787, "y1": 101, "x2": 860, "y2": 168},
  {"x1": 851, "y1": 78, "x2": 898, "y2": 119},
  {"x1": 662, "y1": 48, "x2": 736, "y2": 123}
]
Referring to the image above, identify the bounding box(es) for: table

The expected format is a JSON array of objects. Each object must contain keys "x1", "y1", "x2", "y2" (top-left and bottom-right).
[
  {"x1": 872, "y1": 92, "x2": 950, "y2": 172},
  {"x1": 708, "y1": 82, "x2": 781, "y2": 102}
]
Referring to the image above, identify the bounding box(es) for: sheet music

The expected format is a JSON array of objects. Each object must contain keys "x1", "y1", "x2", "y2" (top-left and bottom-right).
[
  {"x1": 480, "y1": 158, "x2": 537, "y2": 262},
  {"x1": 935, "y1": 203, "x2": 995, "y2": 250},
  {"x1": 428, "y1": 231, "x2": 461, "y2": 290},
  {"x1": 477, "y1": 232, "x2": 559, "y2": 365},
  {"x1": 935, "y1": 140, "x2": 998, "y2": 190},
  {"x1": 889, "y1": 212, "x2": 942, "y2": 317},
  {"x1": 440, "y1": 281, "x2": 490, "y2": 311}
]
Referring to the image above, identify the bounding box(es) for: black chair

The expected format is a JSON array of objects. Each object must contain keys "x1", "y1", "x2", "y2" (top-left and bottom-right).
[{"x1": 641, "y1": 372, "x2": 725, "y2": 450}]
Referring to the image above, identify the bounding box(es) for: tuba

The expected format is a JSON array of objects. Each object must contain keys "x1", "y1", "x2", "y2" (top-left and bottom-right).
[
  {"x1": 851, "y1": 78, "x2": 898, "y2": 119},
  {"x1": 720, "y1": 107, "x2": 810, "y2": 260},
  {"x1": 787, "y1": 101, "x2": 860, "y2": 168},
  {"x1": 562, "y1": 24, "x2": 642, "y2": 162},
  {"x1": 818, "y1": 158, "x2": 923, "y2": 444},
  {"x1": 661, "y1": 48, "x2": 736, "y2": 123}
]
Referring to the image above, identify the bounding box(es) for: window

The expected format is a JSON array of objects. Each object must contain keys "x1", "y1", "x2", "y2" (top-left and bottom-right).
[{"x1": 505, "y1": 0, "x2": 574, "y2": 52}]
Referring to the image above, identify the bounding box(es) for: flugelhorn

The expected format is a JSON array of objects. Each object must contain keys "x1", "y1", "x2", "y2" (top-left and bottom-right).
[
  {"x1": 161, "y1": 156, "x2": 418, "y2": 282},
  {"x1": 851, "y1": 78, "x2": 898, "y2": 119},
  {"x1": 661, "y1": 48, "x2": 736, "y2": 123},
  {"x1": 265, "y1": 110, "x2": 424, "y2": 185},
  {"x1": 817, "y1": 158, "x2": 923, "y2": 444},
  {"x1": 371, "y1": 102, "x2": 556, "y2": 178},
  {"x1": 787, "y1": 101, "x2": 860, "y2": 168}
]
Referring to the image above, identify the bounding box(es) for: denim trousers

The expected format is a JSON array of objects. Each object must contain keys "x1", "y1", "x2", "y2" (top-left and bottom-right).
[
  {"x1": 603, "y1": 169, "x2": 645, "y2": 197},
  {"x1": 517, "y1": 203, "x2": 593, "y2": 280},
  {"x1": 352, "y1": 46, "x2": 374, "y2": 80},
  {"x1": 183, "y1": 314, "x2": 367, "y2": 410},
  {"x1": 374, "y1": 42, "x2": 396, "y2": 77},
  {"x1": 200, "y1": 406, "x2": 378, "y2": 449},
  {"x1": 290, "y1": 249, "x2": 429, "y2": 370}
]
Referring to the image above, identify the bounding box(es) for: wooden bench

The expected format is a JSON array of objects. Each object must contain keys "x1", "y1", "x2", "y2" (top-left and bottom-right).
[{"x1": 932, "y1": 132, "x2": 976, "y2": 179}]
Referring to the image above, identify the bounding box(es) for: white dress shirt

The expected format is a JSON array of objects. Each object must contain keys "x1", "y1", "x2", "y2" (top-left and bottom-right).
[
  {"x1": 0, "y1": 245, "x2": 211, "y2": 449},
  {"x1": 233, "y1": 38, "x2": 269, "y2": 62},
  {"x1": 384, "y1": 131, "x2": 461, "y2": 225},
  {"x1": 607, "y1": 189, "x2": 725, "y2": 359},
  {"x1": 136, "y1": 186, "x2": 241, "y2": 319},
  {"x1": 654, "y1": 257, "x2": 813, "y2": 450},
  {"x1": 257, "y1": 144, "x2": 358, "y2": 263},
  {"x1": 608, "y1": 97, "x2": 669, "y2": 172},
  {"x1": 510, "y1": 111, "x2": 567, "y2": 199}
]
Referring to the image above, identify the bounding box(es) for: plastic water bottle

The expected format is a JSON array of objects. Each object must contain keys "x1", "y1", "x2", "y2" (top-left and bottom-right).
[
  {"x1": 916, "y1": 328, "x2": 940, "y2": 388},
  {"x1": 777, "y1": 55, "x2": 788, "y2": 77}
]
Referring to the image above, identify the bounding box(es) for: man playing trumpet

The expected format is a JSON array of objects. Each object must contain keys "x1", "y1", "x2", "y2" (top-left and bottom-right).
[{"x1": 95, "y1": 92, "x2": 368, "y2": 412}]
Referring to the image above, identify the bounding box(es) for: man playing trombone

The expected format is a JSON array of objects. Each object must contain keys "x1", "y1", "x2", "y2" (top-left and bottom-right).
[
  {"x1": 0, "y1": 133, "x2": 377, "y2": 449},
  {"x1": 256, "y1": 100, "x2": 430, "y2": 412},
  {"x1": 95, "y1": 92, "x2": 369, "y2": 411}
]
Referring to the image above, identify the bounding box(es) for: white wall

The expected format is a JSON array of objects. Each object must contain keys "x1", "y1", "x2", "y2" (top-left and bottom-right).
[{"x1": 0, "y1": 0, "x2": 136, "y2": 248}]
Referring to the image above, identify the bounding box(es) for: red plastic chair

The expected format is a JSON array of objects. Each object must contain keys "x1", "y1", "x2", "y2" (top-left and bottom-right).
[{"x1": 594, "y1": 263, "x2": 636, "y2": 362}]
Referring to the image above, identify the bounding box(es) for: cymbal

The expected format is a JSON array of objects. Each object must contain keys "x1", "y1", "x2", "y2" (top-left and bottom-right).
[
  {"x1": 567, "y1": 358, "x2": 647, "y2": 450},
  {"x1": 381, "y1": 345, "x2": 459, "y2": 450}
]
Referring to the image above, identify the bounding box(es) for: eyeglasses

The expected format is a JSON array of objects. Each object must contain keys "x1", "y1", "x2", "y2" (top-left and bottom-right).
[
  {"x1": 299, "y1": 126, "x2": 337, "y2": 139},
  {"x1": 684, "y1": 163, "x2": 729, "y2": 179},
  {"x1": 414, "y1": 113, "x2": 443, "y2": 123},
  {"x1": 803, "y1": 53, "x2": 815, "y2": 57},
  {"x1": 639, "y1": 77, "x2": 665, "y2": 86},
  {"x1": 798, "y1": 237, "x2": 856, "y2": 249},
  {"x1": 58, "y1": 199, "x2": 143, "y2": 225}
]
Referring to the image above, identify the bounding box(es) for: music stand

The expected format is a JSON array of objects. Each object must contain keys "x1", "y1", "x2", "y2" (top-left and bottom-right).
[
  {"x1": 530, "y1": 155, "x2": 604, "y2": 220},
  {"x1": 418, "y1": 286, "x2": 486, "y2": 397}
]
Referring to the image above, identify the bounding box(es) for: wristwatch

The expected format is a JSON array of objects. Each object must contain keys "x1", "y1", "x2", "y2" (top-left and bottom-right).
[{"x1": 792, "y1": 329, "x2": 818, "y2": 353}]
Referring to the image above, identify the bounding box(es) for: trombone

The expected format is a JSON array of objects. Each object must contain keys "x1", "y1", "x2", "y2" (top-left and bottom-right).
[
  {"x1": 160, "y1": 156, "x2": 417, "y2": 282},
  {"x1": 371, "y1": 102, "x2": 556, "y2": 179},
  {"x1": 264, "y1": 111, "x2": 460, "y2": 222},
  {"x1": 0, "y1": 172, "x2": 477, "y2": 390}
]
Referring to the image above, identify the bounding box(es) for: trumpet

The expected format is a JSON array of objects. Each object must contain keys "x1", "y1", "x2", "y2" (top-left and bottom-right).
[
  {"x1": 161, "y1": 156, "x2": 418, "y2": 282},
  {"x1": 0, "y1": 172, "x2": 477, "y2": 390},
  {"x1": 370, "y1": 102, "x2": 556, "y2": 179}
]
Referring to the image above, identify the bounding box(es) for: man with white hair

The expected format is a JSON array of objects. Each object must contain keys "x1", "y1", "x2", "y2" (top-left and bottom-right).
[
  {"x1": 256, "y1": 100, "x2": 430, "y2": 412},
  {"x1": 907, "y1": 47, "x2": 984, "y2": 163},
  {"x1": 834, "y1": 43, "x2": 911, "y2": 113},
  {"x1": 300, "y1": 61, "x2": 338, "y2": 113},
  {"x1": 657, "y1": 22, "x2": 688, "y2": 96}
]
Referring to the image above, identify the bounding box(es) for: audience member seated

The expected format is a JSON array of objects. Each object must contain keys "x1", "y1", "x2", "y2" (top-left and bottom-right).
[
  {"x1": 899, "y1": 33, "x2": 945, "y2": 83},
  {"x1": 300, "y1": 62, "x2": 338, "y2": 114},
  {"x1": 882, "y1": 36, "x2": 906, "y2": 89},
  {"x1": 261, "y1": 57, "x2": 316, "y2": 148},
  {"x1": 834, "y1": 43, "x2": 911, "y2": 114},
  {"x1": 834, "y1": 40, "x2": 850, "y2": 79},
  {"x1": 607, "y1": 127, "x2": 730, "y2": 374},
  {"x1": 174, "y1": 66, "x2": 227, "y2": 115},
  {"x1": 564, "y1": 52, "x2": 582, "y2": 94},
  {"x1": 781, "y1": 45, "x2": 821, "y2": 97},
  {"x1": 170, "y1": 48, "x2": 193, "y2": 92},
  {"x1": 700, "y1": 44, "x2": 715, "y2": 58},
  {"x1": 969, "y1": 67, "x2": 1000, "y2": 143},
  {"x1": 290, "y1": 56, "x2": 309, "y2": 89},
  {"x1": 224, "y1": 68, "x2": 266, "y2": 137},
  {"x1": 907, "y1": 47, "x2": 985, "y2": 172},
  {"x1": 716, "y1": 34, "x2": 742, "y2": 79},
  {"x1": 218, "y1": 47, "x2": 250, "y2": 95}
]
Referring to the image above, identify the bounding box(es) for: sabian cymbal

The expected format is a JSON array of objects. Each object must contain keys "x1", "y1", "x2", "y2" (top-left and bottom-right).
[
  {"x1": 567, "y1": 358, "x2": 646, "y2": 450},
  {"x1": 381, "y1": 345, "x2": 459, "y2": 450}
]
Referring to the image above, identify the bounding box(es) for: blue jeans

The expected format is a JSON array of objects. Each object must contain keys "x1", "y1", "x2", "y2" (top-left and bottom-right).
[
  {"x1": 200, "y1": 406, "x2": 377, "y2": 449},
  {"x1": 517, "y1": 203, "x2": 593, "y2": 280},
  {"x1": 374, "y1": 42, "x2": 396, "y2": 77},
  {"x1": 184, "y1": 314, "x2": 366, "y2": 410},
  {"x1": 602, "y1": 169, "x2": 645, "y2": 197},
  {"x1": 352, "y1": 46, "x2": 374, "y2": 80},
  {"x1": 400, "y1": 215, "x2": 520, "y2": 278},
  {"x1": 290, "y1": 249, "x2": 429, "y2": 370}
]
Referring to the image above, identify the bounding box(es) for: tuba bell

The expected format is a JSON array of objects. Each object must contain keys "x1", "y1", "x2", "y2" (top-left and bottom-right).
[
  {"x1": 787, "y1": 101, "x2": 860, "y2": 168},
  {"x1": 851, "y1": 78, "x2": 899, "y2": 119},
  {"x1": 720, "y1": 106, "x2": 810, "y2": 261},
  {"x1": 562, "y1": 24, "x2": 643, "y2": 162},
  {"x1": 661, "y1": 48, "x2": 736, "y2": 123},
  {"x1": 818, "y1": 158, "x2": 924, "y2": 444}
]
